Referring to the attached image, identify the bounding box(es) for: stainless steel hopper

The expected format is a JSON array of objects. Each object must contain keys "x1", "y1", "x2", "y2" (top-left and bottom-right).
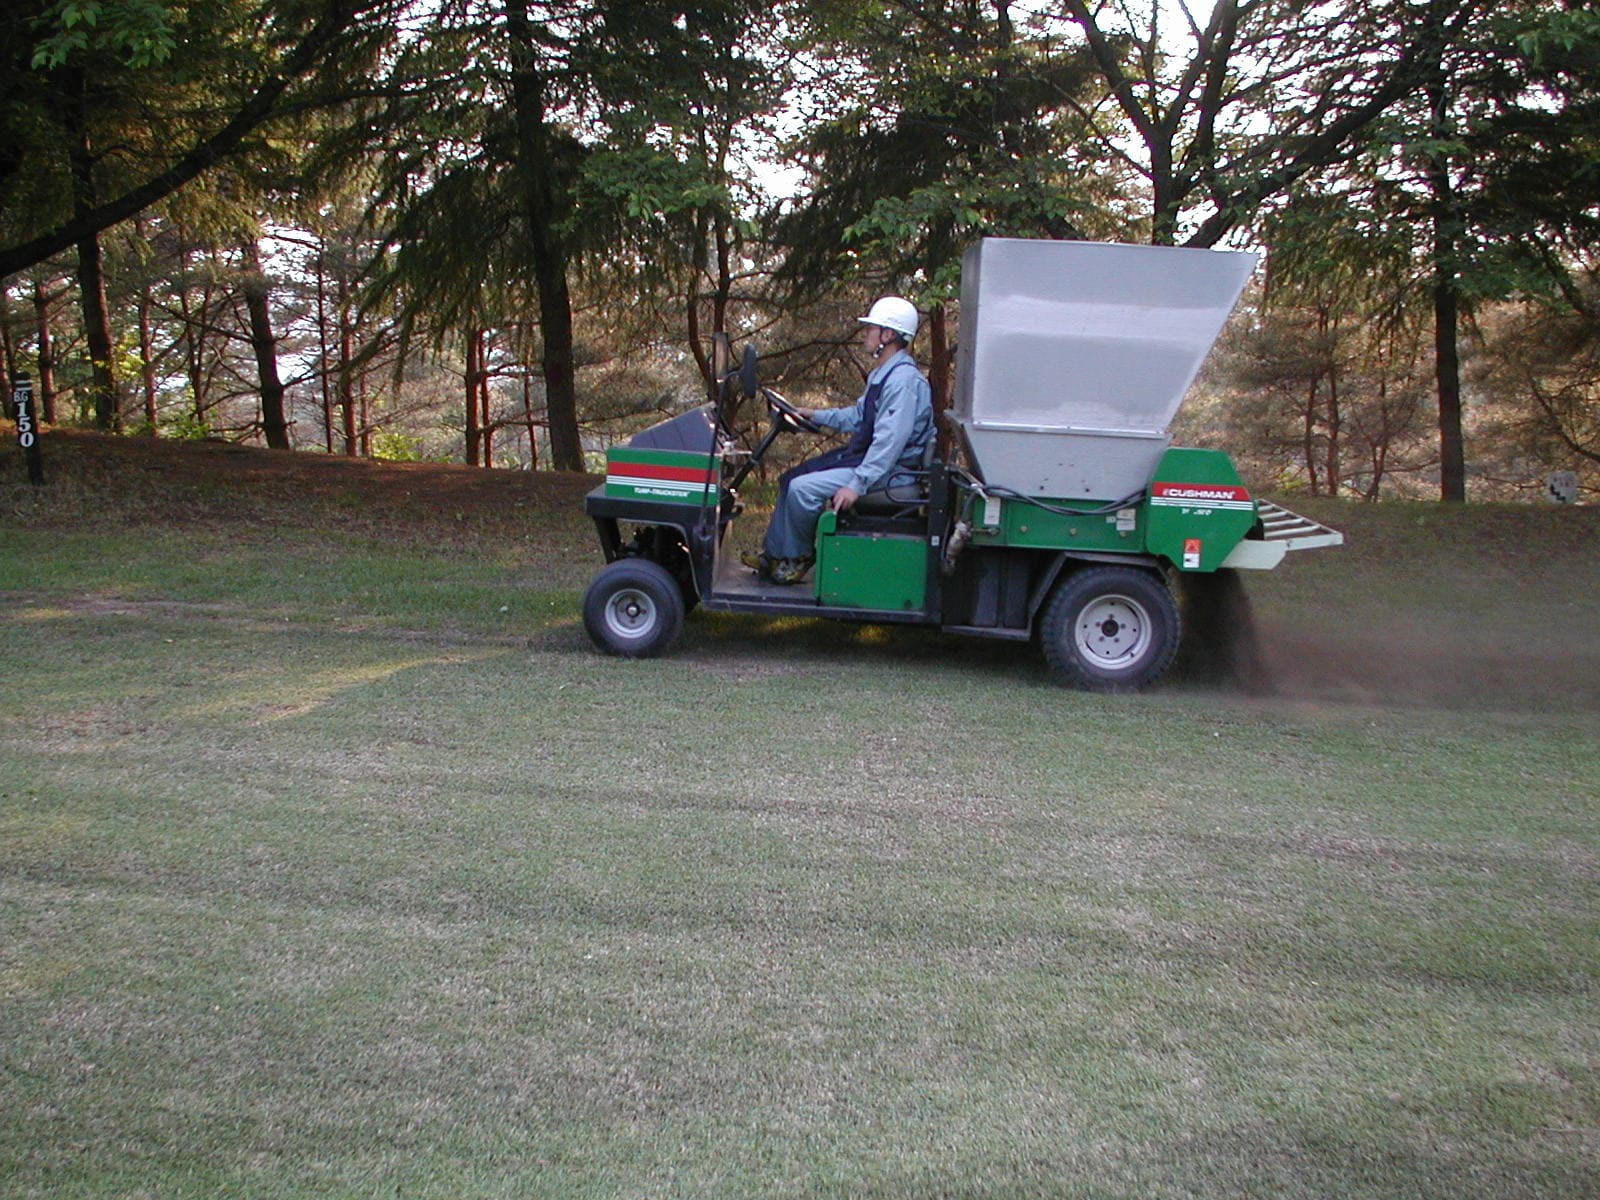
[{"x1": 952, "y1": 238, "x2": 1258, "y2": 499}]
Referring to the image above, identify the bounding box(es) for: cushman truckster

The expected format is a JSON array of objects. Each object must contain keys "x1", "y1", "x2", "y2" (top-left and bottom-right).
[{"x1": 580, "y1": 238, "x2": 1342, "y2": 691}]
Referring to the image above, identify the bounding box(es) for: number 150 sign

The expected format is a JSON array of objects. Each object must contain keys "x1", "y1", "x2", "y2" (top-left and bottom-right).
[{"x1": 12, "y1": 376, "x2": 43, "y2": 484}]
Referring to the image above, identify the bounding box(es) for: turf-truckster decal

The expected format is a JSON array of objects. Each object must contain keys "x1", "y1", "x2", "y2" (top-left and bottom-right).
[{"x1": 604, "y1": 448, "x2": 720, "y2": 505}]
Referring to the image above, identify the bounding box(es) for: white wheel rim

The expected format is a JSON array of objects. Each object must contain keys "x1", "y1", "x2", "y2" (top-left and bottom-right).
[
  {"x1": 604, "y1": 587, "x2": 657, "y2": 640},
  {"x1": 1074, "y1": 593, "x2": 1153, "y2": 670}
]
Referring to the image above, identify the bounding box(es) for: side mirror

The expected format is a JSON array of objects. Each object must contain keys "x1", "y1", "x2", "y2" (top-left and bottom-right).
[{"x1": 739, "y1": 344, "x2": 759, "y2": 399}]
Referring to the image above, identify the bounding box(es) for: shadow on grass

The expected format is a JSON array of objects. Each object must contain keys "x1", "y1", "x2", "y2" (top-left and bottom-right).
[{"x1": 561, "y1": 608, "x2": 1261, "y2": 697}]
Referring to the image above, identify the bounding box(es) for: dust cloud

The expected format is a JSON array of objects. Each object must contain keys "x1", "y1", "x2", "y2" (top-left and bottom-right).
[{"x1": 1251, "y1": 616, "x2": 1600, "y2": 712}]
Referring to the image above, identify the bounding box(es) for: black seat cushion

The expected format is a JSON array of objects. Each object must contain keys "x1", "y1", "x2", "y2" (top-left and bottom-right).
[{"x1": 854, "y1": 486, "x2": 925, "y2": 515}]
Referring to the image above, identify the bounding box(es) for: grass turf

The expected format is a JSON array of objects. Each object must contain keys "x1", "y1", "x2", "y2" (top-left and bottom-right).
[{"x1": 1, "y1": 434, "x2": 1597, "y2": 1197}]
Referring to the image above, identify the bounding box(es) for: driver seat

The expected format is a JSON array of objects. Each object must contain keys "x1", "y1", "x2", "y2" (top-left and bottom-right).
[{"x1": 853, "y1": 440, "x2": 938, "y2": 516}]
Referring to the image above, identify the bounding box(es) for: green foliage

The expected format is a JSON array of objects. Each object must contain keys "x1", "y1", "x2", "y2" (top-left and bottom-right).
[
  {"x1": 577, "y1": 146, "x2": 729, "y2": 231},
  {"x1": 3, "y1": 0, "x2": 1597, "y2": 503},
  {"x1": 161, "y1": 408, "x2": 211, "y2": 441},
  {"x1": 1, "y1": 0, "x2": 398, "y2": 279},
  {"x1": 777, "y1": 0, "x2": 1116, "y2": 298},
  {"x1": 1470, "y1": 4, "x2": 1600, "y2": 271},
  {"x1": 1514, "y1": 5, "x2": 1600, "y2": 64},
  {"x1": 370, "y1": 428, "x2": 425, "y2": 462},
  {"x1": 28, "y1": 0, "x2": 178, "y2": 69},
  {"x1": 842, "y1": 163, "x2": 1112, "y2": 304}
]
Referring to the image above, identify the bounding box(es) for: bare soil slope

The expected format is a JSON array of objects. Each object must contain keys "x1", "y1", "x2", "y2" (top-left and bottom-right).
[{"x1": 0, "y1": 428, "x2": 598, "y2": 550}]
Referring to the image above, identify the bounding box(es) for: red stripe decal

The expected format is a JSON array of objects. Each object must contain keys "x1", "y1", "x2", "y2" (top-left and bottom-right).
[{"x1": 611, "y1": 463, "x2": 715, "y2": 484}]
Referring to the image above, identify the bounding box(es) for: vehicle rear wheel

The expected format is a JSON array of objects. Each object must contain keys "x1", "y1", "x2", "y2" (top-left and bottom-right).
[
  {"x1": 1039, "y1": 565, "x2": 1180, "y2": 692},
  {"x1": 583, "y1": 559, "x2": 685, "y2": 658}
]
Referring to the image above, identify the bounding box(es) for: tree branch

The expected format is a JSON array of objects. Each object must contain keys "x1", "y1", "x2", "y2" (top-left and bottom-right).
[
  {"x1": 1184, "y1": 0, "x2": 1485, "y2": 247},
  {"x1": 0, "y1": 1, "x2": 362, "y2": 281}
]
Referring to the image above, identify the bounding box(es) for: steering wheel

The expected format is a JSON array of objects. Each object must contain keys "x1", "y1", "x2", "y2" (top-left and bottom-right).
[{"x1": 764, "y1": 387, "x2": 823, "y2": 434}]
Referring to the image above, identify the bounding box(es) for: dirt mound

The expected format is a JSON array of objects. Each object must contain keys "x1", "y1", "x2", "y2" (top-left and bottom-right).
[{"x1": 1, "y1": 428, "x2": 598, "y2": 549}]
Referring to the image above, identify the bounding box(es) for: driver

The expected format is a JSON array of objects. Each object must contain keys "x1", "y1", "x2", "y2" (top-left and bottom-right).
[{"x1": 744, "y1": 296, "x2": 934, "y2": 585}]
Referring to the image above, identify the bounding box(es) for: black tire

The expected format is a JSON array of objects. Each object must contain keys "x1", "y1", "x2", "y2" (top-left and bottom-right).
[
  {"x1": 582, "y1": 559, "x2": 685, "y2": 658},
  {"x1": 1039, "y1": 565, "x2": 1180, "y2": 692}
]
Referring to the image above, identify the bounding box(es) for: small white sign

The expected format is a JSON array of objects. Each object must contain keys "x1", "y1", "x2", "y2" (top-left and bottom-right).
[{"x1": 1547, "y1": 471, "x2": 1578, "y2": 505}]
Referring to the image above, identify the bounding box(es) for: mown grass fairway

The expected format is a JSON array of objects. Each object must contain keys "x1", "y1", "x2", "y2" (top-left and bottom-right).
[{"x1": 3, "y1": 435, "x2": 1598, "y2": 1197}]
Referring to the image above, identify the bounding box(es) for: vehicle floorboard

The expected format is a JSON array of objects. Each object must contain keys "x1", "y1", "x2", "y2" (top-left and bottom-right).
[
  {"x1": 701, "y1": 551, "x2": 929, "y2": 624},
  {"x1": 703, "y1": 550, "x2": 822, "y2": 608}
]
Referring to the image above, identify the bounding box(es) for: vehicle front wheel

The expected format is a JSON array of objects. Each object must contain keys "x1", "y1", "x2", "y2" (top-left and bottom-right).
[
  {"x1": 582, "y1": 559, "x2": 685, "y2": 658},
  {"x1": 1039, "y1": 565, "x2": 1180, "y2": 692}
]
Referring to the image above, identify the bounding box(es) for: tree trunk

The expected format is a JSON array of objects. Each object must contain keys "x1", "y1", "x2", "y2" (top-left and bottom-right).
[
  {"x1": 177, "y1": 229, "x2": 199, "y2": 419},
  {"x1": 1303, "y1": 377, "x2": 1321, "y2": 496},
  {"x1": 1427, "y1": 76, "x2": 1466, "y2": 503},
  {"x1": 464, "y1": 327, "x2": 482, "y2": 466},
  {"x1": 479, "y1": 341, "x2": 493, "y2": 469},
  {"x1": 337, "y1": 269, "x2": 356, "y2": 456},
  {"x1": 0, "y1": 2, "x2": 360, "y2": 280},
  {"x1": 504, "y1": 0, "x2": 583, "y2": 471},
  {"x1": 0, "y1": 285, "x2": 14, "y2": 405},
  {"x1": 136, "y1": 264, "x2": 158, "y2": 434},
  {"x1": 132, "y1": 215, "x2": 158, "y2": 433},
  {"x1": 1432, "y1": 265, "x2": 1464, "y2": 502},
  {"x1": 33, "y1": 279, "x2": 57, "y2": 423},
  {"x1": 522, "y1": 367, "x2": 540, "y2": 469},
  {"x1": 712, "y1": 210, "x2": 731, "y2": 333},
  {"x1": 316, "y1": 244, "x2": 334, "y2": 453},
  {"x1": 1368, "y1": 374, "x2": 1392, "y2": 499},
  {"x1": 1326, "y1": 363, "x2": 1341, "y2": 497},
  {"x1": 241, "y1": 238, "x2": 290, "y2": 449},
  {"x1": 74, "y1": 228, "x2": 117, "y2": 431},
  {"x1": 66, "y1": 75, "x2": 118, "y2": 431},
  {"x1": 175, "y1": 223, "x2": 215, "y2": 426},
  {"x1": 687, "y1": 211, "x2": 712, "y2": 401}
]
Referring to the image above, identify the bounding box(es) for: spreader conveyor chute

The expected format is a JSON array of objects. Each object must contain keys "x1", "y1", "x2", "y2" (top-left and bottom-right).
[{"x1": 1221, "y1": 500, "x2": 1346, "y2": 569}]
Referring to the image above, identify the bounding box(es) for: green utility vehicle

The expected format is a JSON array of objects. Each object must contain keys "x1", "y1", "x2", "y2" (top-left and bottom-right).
[{"x1": 580, "y1": 238, "x2": 1342, "y2": 691}]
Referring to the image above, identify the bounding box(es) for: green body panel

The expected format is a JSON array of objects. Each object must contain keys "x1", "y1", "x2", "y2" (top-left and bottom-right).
[
  {"x1": 955, "y1": 447, "x2": 1256, "y2": 572},
  {"x1": 967, "y1": 493, "x2": 1144, "y2": 553},
  {"x1": 1142, "y1": 447, "x2": 1257, "y2": 571},
  {"x1": 814, "y1": 511, "x2": 927, "y2": 611},
  {"x1": 604, "y1": 447, "x2": 720, "y2": 505}
]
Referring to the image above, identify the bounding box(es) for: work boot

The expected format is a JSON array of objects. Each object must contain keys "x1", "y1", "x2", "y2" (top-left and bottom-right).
[
  {"x1": 740, "y1": 550, "x2": 773, "y2": 578},
  {"x1": 770, "y1": 556, "x2": 813, "y2": 585}
]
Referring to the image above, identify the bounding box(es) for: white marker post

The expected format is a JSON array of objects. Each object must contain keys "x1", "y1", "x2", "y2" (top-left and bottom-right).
[{"x1": 12, "y1": 375, "x2": 43, "y2": 485}]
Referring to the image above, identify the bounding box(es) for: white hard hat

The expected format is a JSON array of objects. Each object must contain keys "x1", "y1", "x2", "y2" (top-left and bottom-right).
[{"x1": 857, "y1": 296, "x2": 919, "y2": 341}]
